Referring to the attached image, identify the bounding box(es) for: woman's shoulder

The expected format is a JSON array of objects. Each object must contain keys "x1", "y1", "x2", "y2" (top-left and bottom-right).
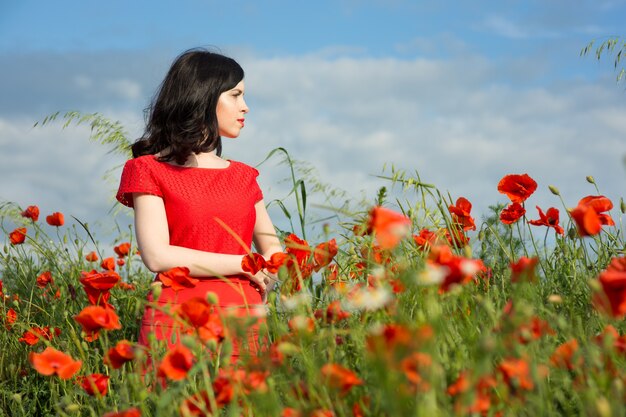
[{"x1": 228, "y1": 160, "x2": 260, "y2": 177}]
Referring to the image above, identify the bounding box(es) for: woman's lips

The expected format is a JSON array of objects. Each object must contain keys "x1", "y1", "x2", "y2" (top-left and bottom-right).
[{"x1": 237, "y1": 118, "x2": 245, "y2": 127}]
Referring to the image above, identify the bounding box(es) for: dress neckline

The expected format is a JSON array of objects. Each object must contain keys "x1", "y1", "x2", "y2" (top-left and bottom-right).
[{"x1": 150, "y1": 155, "x2": 233, "y2": 171}]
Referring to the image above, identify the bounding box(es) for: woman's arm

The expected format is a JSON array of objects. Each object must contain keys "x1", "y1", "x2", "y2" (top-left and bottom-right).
[
  {"x1": 133, "y1": 193, "x2": 251, "y2": 279},
  {"x1": 252, "y1": 199, "x2": 283, "y2": 258}
]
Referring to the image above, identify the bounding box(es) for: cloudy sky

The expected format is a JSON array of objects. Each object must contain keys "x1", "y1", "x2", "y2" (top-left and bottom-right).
[{"x1": 1, "y1": 0, "x2": 624, "y2": 240}]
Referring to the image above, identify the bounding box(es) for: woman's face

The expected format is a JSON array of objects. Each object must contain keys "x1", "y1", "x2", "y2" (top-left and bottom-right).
[{"x1": 216, "y1": 80, "x2": 249, "y2": 138}]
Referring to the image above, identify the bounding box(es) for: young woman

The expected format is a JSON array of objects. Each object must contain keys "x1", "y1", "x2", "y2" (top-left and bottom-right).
[{"x1": 116, "y1": 48, "x2": 282, "y2": 356}]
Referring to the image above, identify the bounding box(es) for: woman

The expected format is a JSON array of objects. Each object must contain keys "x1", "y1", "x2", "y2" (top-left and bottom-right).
[{"x1": 116, "y1": 48, "x2": 282, "y2": 357}]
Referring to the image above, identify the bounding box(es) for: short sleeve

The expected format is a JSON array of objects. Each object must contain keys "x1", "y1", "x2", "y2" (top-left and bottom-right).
[
  {"x1": 250, "y1": 166, "x2": 264, "y2": 203},
  {"x1": 116, "y1": 157, "x2": 163, "y2": 208}
]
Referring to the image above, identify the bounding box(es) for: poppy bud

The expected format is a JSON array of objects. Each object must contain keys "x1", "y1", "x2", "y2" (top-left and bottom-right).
[
  {"x1": 548, "y1": 185, "x2": 560, "y2": 196},
  {"x1": 585, "y1": 176, "x2": 595, "y2": 184},
  {"x1": 181, "y1": 335, "x2": 199, "y2": 349},
  {"x1": 595, "y1": 397, "x2": 611, "y2": 417},
  {"x1": 205, "y1": 338, "x2": 218, "y2": 351},
  {"x1": 11, "y1": 393, "x2": 21, "y2": 403},
  {"x1": 277, "y1": 342, "x2": 299, "y2": 355},
  {"x1": 65, "y1": 404, "x2": 80, "y2": 413},
  {"x1": 548, "y1": 294, "x2": 563, "y2": 304},
  {"x1": 150, "y1": 281, "x2": 162, "y2": 299},
  {"x1": 620, "y1": 198, "x2": 625, "y2": 214},
  {"x1": 588, "y1": 279, "x2": 601, "y2": 292},
  {"x1": 206, "y1": 291, "x2": 219, "y2": 305}
]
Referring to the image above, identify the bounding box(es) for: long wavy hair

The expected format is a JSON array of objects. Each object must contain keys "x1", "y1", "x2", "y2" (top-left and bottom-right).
[{"x1": 131, "y1": 48, "x2": 244, "y2": 164}]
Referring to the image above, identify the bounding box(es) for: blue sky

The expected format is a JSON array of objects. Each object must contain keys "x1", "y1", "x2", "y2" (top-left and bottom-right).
[{"x1": 0, "y1": 0, "x2": 624, "y2": 239}]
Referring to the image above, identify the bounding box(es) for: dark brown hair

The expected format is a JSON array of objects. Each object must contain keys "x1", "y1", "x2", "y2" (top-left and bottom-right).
[{"x1": 131, "y1": 48, "x2": 244, "y2": 164}]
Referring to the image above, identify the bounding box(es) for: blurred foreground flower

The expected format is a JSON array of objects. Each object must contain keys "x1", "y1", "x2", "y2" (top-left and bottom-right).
[
  {"x1": 78, "y1": 373, "x2": 109, "y2": 396},
  {"x1": 570, "y1": 195, "x2": 615, "y2": 237},
  {"x1": 29, "y1": 347, "x2": 82, "y2": 379},
  {"x1": 321, "y1": 363, "x2": 363, "y2": 394},
  {"x1": 366, "y1": 206, "x2": 412, "y2": 249},
  {"x1": 102, "y1": 408, "x2": 141, "y2": 417},
  {"x1": 594, "y1": 257, "x2": 626, "y2": 318}
]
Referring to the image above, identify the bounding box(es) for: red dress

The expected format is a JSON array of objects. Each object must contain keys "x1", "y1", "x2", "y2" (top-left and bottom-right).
[{"x1": 116, "y1": 154, "x2": 265, "y2": 356}]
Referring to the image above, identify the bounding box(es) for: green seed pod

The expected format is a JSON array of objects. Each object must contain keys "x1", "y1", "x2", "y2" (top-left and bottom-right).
[
  {"x1": 11, "y1": 393, "x2": 21, "y2": 403},
  {"x1": 586, "y1": 176, "x2": 596, "y2": 184},
  {"x1": 206, "y1": 291, "x2": 219, "y2": 305},
  {"x1": 595, "y1": 397, "x2": 611, "y2": 417},
  {"x1": 548, "y1": 185, "x2": 560, "y2": 196},
  {"x1": 150, "y1": 282, "x2": 162, "y2": 299},
  {"x1": 620, "y1": 197, "x2": 625, "y2": 214}
]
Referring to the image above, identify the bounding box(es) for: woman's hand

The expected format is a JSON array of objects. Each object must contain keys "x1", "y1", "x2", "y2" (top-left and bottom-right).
[{"x1": 244, "y1": 269, "x2": 278, "y2": 303}]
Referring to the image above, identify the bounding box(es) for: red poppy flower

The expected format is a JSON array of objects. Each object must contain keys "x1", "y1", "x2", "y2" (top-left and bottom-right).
[
  {"x1": 85, "y1": 251, "x2": 99, "y2": 262},
  {"x1": 285, "y1": 233, "x2": 312, "y2": 266},
  {"x1": 100, "y1": 257, "x2": 116, "y2": 271},
  {"x1": 517, "y1": 316, "x2": 555, "y2": 344},
  {"x1": 78, "y1": 373, "x2": 109, "y2": 396},
  {"x1": 500, "y1": 202, "x2": 526, "y2": 225},
  {"x1": 36, "y1": 271, "x2": 54, "y2": 288},
  {"x1": 314, "y1": 300, "x2": 350, "y2": 324},
  {"x1": 366, "y1": 206, "x2": 412, "y2": 249},
  {"x1": 595, "y1": 257, "x2": 626, "y2": 318},
  {"x1": 9, "y1": 227, "x2": 27, "y2": 245},
  {"x1": 5, "y1": 308, "x2": 17, "y2": 330},
  {"x1": 578, "y1": 196, "x2": 615, "y2": 225},
  {"x1": 118, "y1": 282, "x2": 135, "y2": 291},
  {"x1": 176, "y1": 297, "x2": 226, "y2": 343},
  {"x1": 427, "y1": 245, "x2": 485, "y2": 292},
  {"x1": 29, "y1": 347, "x2": 82, "y2": 379},
  {"x1": 443, "y1": 227, "x2": 470, "y2": 248},
  {"x1": 113, "y1": 242, "x2": 131, "y2": 258},
  {"x1": 497, "y1": 174, "x2": 537, "y2": 203},
  {"x1": 117, "y1": 258, "x2": 125, "y2": 267},
  {"x1": 158, "y1": 345, "x2": 194, "y2": 381},
  {"x1": 104, "y1": 340, "x2": 135, "y2": 369},
  {"x1": 21, "y1": 205, "x2": 40, "y2": 222},
  {"x1": 570, "y1": 195, "x2": 615, "y2": 237},
  {"x1": 510, "y1": 257, "x2": 539, "y2": 283},
  {"x1": 265, "y1": 252, "x2": 289, "y2": 274},
  {"x1": 19, "y1": 326, "x2": 61, "y2": 345},
  {"x1": 74, "y1": 305, "x2": 121, "y2": 341},
  {"x1": 529, "y1": 206, "x2": 564, "y2": 235},
  {"x1": 413, "y1": 228, "x2": 437, "y2": 250},
  {"x1": 281, "y1": 408, "x2": 303, "y2": 417},
  {"x1": 102, "y1": 408, "x2": 141, "y2": 417},
  {"x1": 179, "y1": 377, "x2": 234, "y2": 417},
  {"x1": 313, "y1": 238, "x2": 338, "y2": 270},
  {"x1": 550, "y1": 339, "x2": 581, "y2": 370},
  {"x1": 288, "y1": 316, "x2": 316, "y2": 333},
  {"x1": 447, "y1": 371, "x2": 470, "y2": 396},
  {"x1": 241, "y1": 252, "x2": 267, "y2": 275},
  {"x1": 79, "y1": 269, "x2": 121, "y2": 307},
  {"x1": 45, "y1": 212, "x2": 64, "y2": 227},
  {"x1": 321, "y1": 363, "x2": 363, "y2": 394},
  {"x1": 400, "y1": 352, "x2": 432, "y2": 391},
  {"x1": 448, "y1": 197, "x2": 476, "y2": 231},
  {"x1": 498, "y1": 357, "x2": 534, "y2": 390},
  {"x1": 310, "y1": 410, "x2": 335, "y2": 417},
  {"x1": 157, "y1": 266, "x2": 199, "y2": 292}
]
